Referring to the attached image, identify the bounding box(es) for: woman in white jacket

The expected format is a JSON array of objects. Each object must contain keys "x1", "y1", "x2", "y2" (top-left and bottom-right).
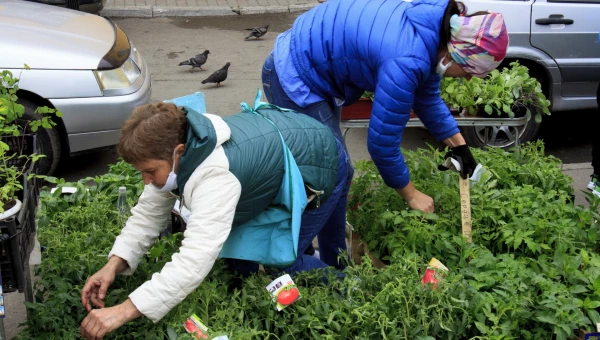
[{"x1": 80, "y1": 99, "x2": 350, "y2": 339}]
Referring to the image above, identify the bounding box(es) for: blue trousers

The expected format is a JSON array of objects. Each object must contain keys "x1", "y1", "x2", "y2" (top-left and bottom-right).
[{"x1": 262, "y1": 51, "x2": 355, "y2": 273}]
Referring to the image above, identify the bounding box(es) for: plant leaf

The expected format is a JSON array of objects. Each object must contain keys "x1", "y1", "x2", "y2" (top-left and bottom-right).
[
  {"x1": 484, "y1": 105, "x2": 493, "y2": 115},
  {"x1": 167, "y1": 326, "x2": 177, "y2": 340},
  {"x1": 512, "y1": 87, "x2": 520, "y2": 98},
  {"x1": 536, "y1": 315, "x2": 559, "y2": 325}
]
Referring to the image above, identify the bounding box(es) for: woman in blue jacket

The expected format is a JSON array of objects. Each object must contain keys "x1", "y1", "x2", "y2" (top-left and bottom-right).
[{"x1": 263, "y1": 0, "x2": 509, "y2": 213}]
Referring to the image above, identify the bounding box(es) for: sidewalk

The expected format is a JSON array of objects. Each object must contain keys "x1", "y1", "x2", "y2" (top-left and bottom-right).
[
  {"x1": 100, "y1": 0, "x2": 324, "y2": 18},
  {"x1": 563, "y1": 162, "x2": 595, "y2": 207}
]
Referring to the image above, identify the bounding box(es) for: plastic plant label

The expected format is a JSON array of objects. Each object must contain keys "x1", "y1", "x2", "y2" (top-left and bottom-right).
[
  {"x1": 421, "y1": 258, "x2": 449, "y2": 289},
  {"x1": 183, "y1": 314, "x2": 211, "y2": 339},
  {"x1": 182, "y1": 314, "x2": 229, "y2": 339},
  {"x1": 470, "y1": 164, "x2": 493, "y2": 187},
  {"x1": 266, "y1": 274, "x2": 301, "y2": 311}
]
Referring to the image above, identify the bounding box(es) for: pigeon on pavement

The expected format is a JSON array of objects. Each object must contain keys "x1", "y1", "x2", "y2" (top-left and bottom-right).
[
  {"x1": 201, "y1": 62, "x2": 230, "y2": 87},
  {"x1": 178, "y1": 50, "x2": 210, "y2": 71},
  {"x1": 244, "y1": 25, "x2": 269, "y2": 40}
]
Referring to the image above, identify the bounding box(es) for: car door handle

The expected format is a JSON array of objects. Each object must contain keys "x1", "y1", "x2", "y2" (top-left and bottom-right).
[{"x1": 535, "y1": 14, "x2": 574, "y2": 25}]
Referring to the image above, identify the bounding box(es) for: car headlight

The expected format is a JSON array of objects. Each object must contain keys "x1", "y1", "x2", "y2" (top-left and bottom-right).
[{"x1": 94, "y1": 58, "x2": 141, "y2": 91}]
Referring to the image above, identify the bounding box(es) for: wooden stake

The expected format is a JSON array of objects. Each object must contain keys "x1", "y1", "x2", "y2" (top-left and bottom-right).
[{"x1": 459, "y1": 176, "x2": 472, "y2": 243}]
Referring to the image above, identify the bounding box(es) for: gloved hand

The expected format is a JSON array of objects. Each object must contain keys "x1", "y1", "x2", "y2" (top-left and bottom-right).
[{"x1": 438, "y1": 145, "x2": 476, "y2": 179}]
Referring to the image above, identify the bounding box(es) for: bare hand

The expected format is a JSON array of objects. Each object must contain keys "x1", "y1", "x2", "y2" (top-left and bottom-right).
[
  {"x1": 81, "y1": 257, "x2": 127, "y2": 312},
  {"x1": 395, "y1": 181, "x2": 435, "y2": 213},
  {"x1": 80, "y1": 299, "x2": 141, "y2": 339},
  {"x1": 405, "y1": 189, "x2": 435, "y2": 213}
]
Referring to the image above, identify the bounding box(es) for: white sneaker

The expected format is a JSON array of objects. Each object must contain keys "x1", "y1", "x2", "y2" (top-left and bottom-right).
[{"x1": 593, "y1": 185, "x2": 600, "y2": 198}]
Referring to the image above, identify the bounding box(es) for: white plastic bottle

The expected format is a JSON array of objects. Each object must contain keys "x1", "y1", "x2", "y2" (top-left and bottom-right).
[{"x1": 116, "y1": 186, "x2": 131, "y2": 218}]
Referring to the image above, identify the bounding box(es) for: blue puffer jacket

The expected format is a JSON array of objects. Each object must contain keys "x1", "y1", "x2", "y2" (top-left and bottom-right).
[{"x1": 287, "y1": 0, "x2": 460, "y2": 189}]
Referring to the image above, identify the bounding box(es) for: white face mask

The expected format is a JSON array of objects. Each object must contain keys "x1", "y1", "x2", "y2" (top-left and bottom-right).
[
  {"x1": 436, "y1": 56, "x2": 454, "y2": 76},
  {"x1": 154, "y1": 149, "x2": 179, "y2": 193}
]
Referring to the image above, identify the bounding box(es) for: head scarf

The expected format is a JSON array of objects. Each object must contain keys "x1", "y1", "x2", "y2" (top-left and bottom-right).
[{"x1": 447, "y1": 13, "x2": 509, "y2": 78}]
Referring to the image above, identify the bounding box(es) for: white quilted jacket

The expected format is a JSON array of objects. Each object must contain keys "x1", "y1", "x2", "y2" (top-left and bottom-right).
[{"x1": 108, "y1": 114, "x2": 242, "y2": 322}]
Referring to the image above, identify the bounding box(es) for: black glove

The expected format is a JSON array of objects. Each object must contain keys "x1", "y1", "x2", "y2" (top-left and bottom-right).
[{"x1": 438, "y1": 145, "x2": 476, "y2": 179}]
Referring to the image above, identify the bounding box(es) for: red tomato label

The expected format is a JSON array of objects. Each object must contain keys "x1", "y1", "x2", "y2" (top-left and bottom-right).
[
  {"x1": 277, "y1": 287, "x2": 300, "y2": 306},
  {"x1": 185, "y1": 320, "x2": 200, "y2": 333}
]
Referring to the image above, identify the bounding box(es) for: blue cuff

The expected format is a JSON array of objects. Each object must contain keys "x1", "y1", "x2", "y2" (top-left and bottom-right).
[
  {"x1": 435, "y1": 126, "x2": 460, "y2": 142},
  {"x1": 375, "y1": 162, "x2": 411, "y2": 189}
]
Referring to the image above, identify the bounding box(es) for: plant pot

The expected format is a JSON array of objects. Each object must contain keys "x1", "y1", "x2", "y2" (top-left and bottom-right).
[
  {"x1": 342, "y1": 98, "x2": 374, "y2": 120},
  {"x1": 342, "y1": 98, "x2": 417, "y2": 120},
  {"x1": 0, "y1": 199, "x2": 22, "y2": 221},
  {"x1": 0, "y1": 199, "x2": 25, "y2": 293}
]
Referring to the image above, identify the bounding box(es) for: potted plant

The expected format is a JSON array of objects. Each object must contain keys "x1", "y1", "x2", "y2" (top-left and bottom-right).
[
  {"x1": 0, "y1": 69, "x2": 60, "y2": 217},
  {"x1": 0, "y1": 69, "x2": 61, "y2": 292},
  {"x1": 440, "y1": 61, "x2": 551, "y2": 121},
  {"x1": 341, "y1": 62, "x2": 550, "y2": 148},
  {"x1": 440, "y1": 61, "x2": 551, "y2": 148}
]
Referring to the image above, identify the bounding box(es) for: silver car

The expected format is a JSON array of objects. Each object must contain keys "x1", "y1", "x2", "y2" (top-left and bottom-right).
[
  {"x1": 459, "y1": 0, "x2": 600, "y2": 148},
  {"x1": 0, "y1": 0, "x2": 151, "y2": 174}
]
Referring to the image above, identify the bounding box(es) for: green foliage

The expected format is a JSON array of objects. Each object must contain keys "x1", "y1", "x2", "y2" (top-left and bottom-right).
[
  {"x1": 19, "y1": 143, "x2": 600, "y2": 339},
  {"x1": 361, "y1": 63, "x2": 550, "y2": 125},
  {"x1": 440, "y1": 62, "x2": 551, "y2": 123},
  {"x1": 348, "y1": 141, "x2": 600, "y2": 339},
  {"x1": 0, "y1": 69, "x2": 62, "y2": 213},
  {"x1": 360, "y1": 91, "x2": 374, "y2": 101}
]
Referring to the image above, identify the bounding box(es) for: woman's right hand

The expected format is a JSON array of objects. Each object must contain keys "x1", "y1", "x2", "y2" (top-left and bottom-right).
[
  {"x1": 405, "y1": 190, "x2": 435, "y2": 213},
  {"x1": 396, "y1": 181, "x2": 435, "y2": 213},
  {"x1": 81, "y1": 256, "x2": 127, "y2": 312}
]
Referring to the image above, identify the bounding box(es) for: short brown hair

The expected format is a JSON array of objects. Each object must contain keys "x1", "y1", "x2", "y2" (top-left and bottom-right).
[{"x1": 118, "y1": 102, "x2": 187, "y2": 164}]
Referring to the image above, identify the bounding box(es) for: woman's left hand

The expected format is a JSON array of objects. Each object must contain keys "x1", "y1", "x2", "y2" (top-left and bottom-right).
[{"x1": 80, "y1": 298, "x2": 142, "y2": 339}]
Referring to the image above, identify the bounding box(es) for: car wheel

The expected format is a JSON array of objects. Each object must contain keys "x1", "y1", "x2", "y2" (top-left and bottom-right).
[
  {"x1": 461, "y1": 109, "x2": 542, "y2": 149},
  {"x1": 19, "y1": 99, "x2": 63, "y2": 175}
]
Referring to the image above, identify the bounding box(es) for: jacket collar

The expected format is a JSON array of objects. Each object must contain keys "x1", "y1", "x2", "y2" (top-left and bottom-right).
[{"x1": 173, "y1": 106, "x2": 217, "y2": 196}]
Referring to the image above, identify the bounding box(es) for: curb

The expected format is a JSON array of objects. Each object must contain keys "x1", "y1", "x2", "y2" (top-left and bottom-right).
[
  {"x1": 100, "y1": 2, "x2": 319, "y2": 17},
  {"x1": 562, "y1": 163, "x2": 592, "y2": 171},
  {"x1": 235, "y1": 5, "x2": 288, "y2": 15},
  {"x1": 101, "y1": 5, "x2": 153, "y2": 17},
  {"x1": 154, "y1": 6, "x2": 237, "y2": 16}
]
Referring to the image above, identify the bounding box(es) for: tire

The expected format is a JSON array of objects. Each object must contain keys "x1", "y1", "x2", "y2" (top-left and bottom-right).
[
  {"x1": 461, "y1": 107, "x2": 542, "y2": 149},
  {"x1": 19, "y1": 99, "x2": 63, "y2": 175},
  {"x1": 65, "y1": 0, "x2": 80, "y2": 10}
]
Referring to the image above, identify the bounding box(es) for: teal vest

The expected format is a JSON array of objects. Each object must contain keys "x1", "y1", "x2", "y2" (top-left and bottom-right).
[{"x1": 175, "y1": 103, "x2": 339, "y2": 227}]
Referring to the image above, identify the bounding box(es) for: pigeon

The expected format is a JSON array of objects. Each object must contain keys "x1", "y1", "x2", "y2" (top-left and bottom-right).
[
  {"x1": 201, "y1": 62, "x2": 230, "y2": 87},
  {"x1": 178, "y1": 50, "x2": 210, "y2": 71},
  {"x1": 244, "y1": 25, "x2": 269, "y2": 40}
]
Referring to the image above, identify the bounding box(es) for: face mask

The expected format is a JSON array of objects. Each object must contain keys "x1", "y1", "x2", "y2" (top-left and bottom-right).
[
  {"x1": 154, "y1": 149, "x2": 179, "y2": 193},
  {"x1": 436, "y1": 56, "x2": 454, "y2": 76}
]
